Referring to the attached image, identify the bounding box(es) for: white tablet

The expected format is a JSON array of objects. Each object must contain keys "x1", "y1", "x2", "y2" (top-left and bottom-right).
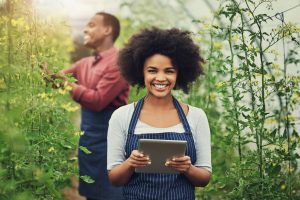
[{"x1": 135, "y1": 139, "x2": 187, "y2": 174}]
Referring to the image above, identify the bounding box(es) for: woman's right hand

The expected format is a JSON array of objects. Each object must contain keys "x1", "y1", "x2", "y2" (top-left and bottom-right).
[{"x1": 125, "y1": 150, "x2": 151, "y2": 169}]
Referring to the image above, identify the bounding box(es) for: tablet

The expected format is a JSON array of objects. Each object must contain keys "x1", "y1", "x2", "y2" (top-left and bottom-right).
[{"x1": 135, "y1": 139, "x2": 187, "y2": 174}]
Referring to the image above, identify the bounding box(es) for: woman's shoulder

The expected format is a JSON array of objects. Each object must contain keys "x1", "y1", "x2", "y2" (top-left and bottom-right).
[
  {"x1": 109, "y1": 103, "x2": 135, "y2": 129},
  {"x1": 186, "y1": 105, "x2": 210, "y2": 135},
  {"x1": 187, "y1": 104, "x2": 208, "y2": 120},
  {"x1": 111, "y1": 103, "x2": 135, "y2": 118}
]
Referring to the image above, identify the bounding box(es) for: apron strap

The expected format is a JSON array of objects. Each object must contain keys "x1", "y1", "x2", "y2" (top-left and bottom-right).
[
  {"x1": 128, "y1": 98, "x2": 144, "y2": 135},
  {"x1": 127, "y1": 96, "x2": 192, "y2": 134},
  {"x1": 172, "y1": 97, "x2": 192, "y2": 134}
]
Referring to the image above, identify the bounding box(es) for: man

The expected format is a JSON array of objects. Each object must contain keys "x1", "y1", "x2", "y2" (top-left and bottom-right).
[{"x1": 43, "y1": 12, "x2": 129, "y2": 200}]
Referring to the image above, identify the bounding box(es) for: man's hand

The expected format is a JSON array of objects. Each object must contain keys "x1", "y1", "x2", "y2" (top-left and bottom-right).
[
  {"x1": 40, "y1": 63, "x2": 67, "y2": 80},
  {"x1": 40, "y1": 63, "x2": 67, "y2": 88}
]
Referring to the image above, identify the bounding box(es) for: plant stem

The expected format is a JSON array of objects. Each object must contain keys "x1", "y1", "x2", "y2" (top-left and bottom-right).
[
  {"x1": 280, "y1": 12, "x2": 292, "y2": 199},
  {"x1": 245, "y1": 0, "x2": 265, "y2": 193},
  {"x1": 239, "y1": 6, "x2": 258, "y2": 166},
  {"x1": 228, "y1": 19, "x2": 242, "y2": 162},
  {"x1": 6, "y1": 0, "x2": 16, "y2": 181},
  {"x1": 205, "y1": 17, "x2": 217, "y2": 110}
]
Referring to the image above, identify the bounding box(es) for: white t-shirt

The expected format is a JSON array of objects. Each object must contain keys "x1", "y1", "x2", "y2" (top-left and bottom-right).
[{"x1": 107, "y1": 103, "x2": 212, "y2": 172}]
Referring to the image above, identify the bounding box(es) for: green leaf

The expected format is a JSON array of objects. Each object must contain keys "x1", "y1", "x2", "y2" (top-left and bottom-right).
[
  {"x1": 237, "y1": 55, "x2": 245, "y2": 60},
  {"x1": 60, "y1": 141, "x2": 72, "y2": 149},
  {"x1": 271, "y1": 165, "x2": 281, "y2": 175},
  {"x1": 80, "y1": 175, "x2": 95, "y2": 184},
  {"x1": 79, "y1": 146, "x2": 92, "y2": 154}
]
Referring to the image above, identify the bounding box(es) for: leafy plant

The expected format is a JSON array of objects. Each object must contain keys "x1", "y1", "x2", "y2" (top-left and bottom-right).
[{"x1": 0, "y1": 0, "x2": 79, "y2": 199}]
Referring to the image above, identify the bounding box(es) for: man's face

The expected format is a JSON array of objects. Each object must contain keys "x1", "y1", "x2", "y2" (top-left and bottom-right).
[{"x1": 83, "y1": 14, "x2": 110, "y2": 49}]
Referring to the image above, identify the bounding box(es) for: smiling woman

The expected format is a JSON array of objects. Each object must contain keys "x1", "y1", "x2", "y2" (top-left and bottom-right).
[
  {"x1": 143, "y1": 54, "x2": 177, "y2": 99},
  {"x1": 107, "y1": 27, "x2": 211, "y2": 200}
]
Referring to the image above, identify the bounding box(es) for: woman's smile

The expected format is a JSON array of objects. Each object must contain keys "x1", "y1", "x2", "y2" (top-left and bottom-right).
[{"x1": 152, "y1": 83, "x2": 169, "y2": 91}]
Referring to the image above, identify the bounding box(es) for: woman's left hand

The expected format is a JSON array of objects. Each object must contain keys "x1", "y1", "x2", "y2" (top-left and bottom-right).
[{"x1": 165, "y1": 156, "x2": 192, "y2": 173}]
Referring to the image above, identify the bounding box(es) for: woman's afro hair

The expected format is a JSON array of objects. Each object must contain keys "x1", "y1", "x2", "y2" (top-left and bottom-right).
[{"x1": 118, "y1": 27, "x2": 205, "y2": 93}]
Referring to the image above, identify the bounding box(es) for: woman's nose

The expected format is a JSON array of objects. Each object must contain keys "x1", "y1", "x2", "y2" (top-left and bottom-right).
[{"x1": 156, "y1": 72, "x2": 166, "y2": 81}]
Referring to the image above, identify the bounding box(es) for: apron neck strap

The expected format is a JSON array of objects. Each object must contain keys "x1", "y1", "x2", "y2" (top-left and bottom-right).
[
  {"x1": 172, "y1": 97, "x2": 192, "y2": 134},
  {"x1": 128, "y1": 98, "x2": 144, "y2": 134}
]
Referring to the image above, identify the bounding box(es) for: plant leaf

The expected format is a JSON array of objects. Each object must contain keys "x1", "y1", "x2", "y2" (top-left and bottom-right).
[
  {"x1": 79, "y1": 146, "x2": 92, "y2": 154},
  {"x1": 80, "y1": 175, "x2": 95, "y2": 184}
]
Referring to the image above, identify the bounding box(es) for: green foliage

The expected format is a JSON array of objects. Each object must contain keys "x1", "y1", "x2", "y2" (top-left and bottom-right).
[
  {"x1": 198, "y1": 0, "x2": 300, "y2": 199},
  {"x1": 0, "y1": 0, "x2": 79, "y2": 199}
]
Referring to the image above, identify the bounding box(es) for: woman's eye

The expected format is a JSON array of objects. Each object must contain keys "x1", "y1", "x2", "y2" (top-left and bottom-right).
[
  {"x1": 148, "y1": 70, "x2": 156, "y2": 73},
  {"x1": 166, "y1": 70, "x2": 175, "y2": 74}
]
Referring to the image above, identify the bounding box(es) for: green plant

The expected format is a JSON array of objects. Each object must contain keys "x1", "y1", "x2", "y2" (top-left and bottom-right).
[{"x1": 0, "y1": 0, "x2": 79, "y2": 199}]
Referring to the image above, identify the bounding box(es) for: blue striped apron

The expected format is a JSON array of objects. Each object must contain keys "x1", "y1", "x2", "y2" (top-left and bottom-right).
[
  {"x1": 79, "y1": 108, "x2": 124, "y2": 200},
  {"x1": 124, "y1": 97, "x2": 197, "y2": 200}
]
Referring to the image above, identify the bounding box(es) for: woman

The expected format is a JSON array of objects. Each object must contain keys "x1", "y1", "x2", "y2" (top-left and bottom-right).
[{"x1": 107, "y1": 27, "x2": 211, "y2": 200}]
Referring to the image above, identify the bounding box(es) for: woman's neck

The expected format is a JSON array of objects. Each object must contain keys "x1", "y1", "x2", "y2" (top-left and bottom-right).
[{"x1": 143, "y1": 94, "x2": 174, "y2": 111}]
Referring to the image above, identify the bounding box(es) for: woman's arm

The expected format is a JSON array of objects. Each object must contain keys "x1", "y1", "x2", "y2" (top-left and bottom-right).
[
  {"x1": 184, "y1": 165, "x2": 211, "y2": 187},
  {"x1": 166, "y1": 156, "x2": 211, "y2": 187},
  {"x1": 167, "y1": 106, "x2": 212, "y2": 186},
  {"x1": 108, "y1": 150, "x2": 150, "y2": 186}
]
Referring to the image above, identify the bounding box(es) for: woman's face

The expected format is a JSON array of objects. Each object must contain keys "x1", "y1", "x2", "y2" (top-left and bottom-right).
[{"x1": 143, "y1": 54, "x2": 177, "y2": 98}]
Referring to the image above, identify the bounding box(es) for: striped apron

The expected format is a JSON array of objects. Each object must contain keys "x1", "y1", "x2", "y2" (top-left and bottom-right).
[
  {"x1": 79, "y1": 108, "x2": 123, "y2": 200},
  {"x1": 124, "y1": 97, "x2": 197, "y2": 200}
]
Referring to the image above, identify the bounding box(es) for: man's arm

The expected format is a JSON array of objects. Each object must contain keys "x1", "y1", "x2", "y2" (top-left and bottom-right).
[
  {"x1": 71, "y1": 67, "x2": 128, "y2": 112},
  {"x1": 61, "y1": 62, "x2": 78, "y2": 76}
]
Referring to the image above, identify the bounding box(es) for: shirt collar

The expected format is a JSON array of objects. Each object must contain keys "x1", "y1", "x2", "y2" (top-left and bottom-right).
[{"x1": 92, "y1": 47, "x2": 117, "y2": 66}]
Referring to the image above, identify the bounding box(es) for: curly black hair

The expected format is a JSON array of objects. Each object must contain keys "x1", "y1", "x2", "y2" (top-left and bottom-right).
[{"x1": 118, "y1": 27, "x2": 204, "y2": 93}]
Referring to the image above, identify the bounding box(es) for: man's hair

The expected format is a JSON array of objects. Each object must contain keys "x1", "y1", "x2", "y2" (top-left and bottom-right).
[
  {"x1": 96, "y1": 12, "x2": 120, "y2": 42},
  {"x1": 118, "y1": 27, "x2": 205, "y2": 93}
]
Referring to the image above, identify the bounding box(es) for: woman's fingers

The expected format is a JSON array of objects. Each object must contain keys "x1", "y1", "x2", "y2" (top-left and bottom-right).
[
  {"x1": 167, "y1": 156, "x2": 191, "y2": 165},
  {"x1": 131, "y1": 150, "x2": 150, "y2": 161},
  {"x1": 165, "y1": 156, "x2": 191, "y2": 173},
  {"x1": 130, "y1": 160, "x2": 150, "y2": 168},
  {"x1": 131, "y1": 150, "x2": 144, "y2": 157},
  {"x1": 128, "y1": 150, "x2": 151, "y2": 168}
]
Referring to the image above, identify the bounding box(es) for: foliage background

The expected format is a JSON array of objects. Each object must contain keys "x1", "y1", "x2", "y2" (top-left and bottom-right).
[{"x1": 0, "y1": 0, "x2": 299, "y2": 199}]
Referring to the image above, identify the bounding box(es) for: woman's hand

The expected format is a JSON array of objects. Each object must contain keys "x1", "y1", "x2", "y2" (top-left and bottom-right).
[
  {"x1": 165, "y1": 155, "x2": 192, "y2": 173},
  {"x1": 166, "y1": 155, "x2": 211, "y2": 186},
  {"x1": 109, "y1": 150, "x2": 150, "y2": 186},
  {"x1": 125, "y1": 150, "x2": 151, "y2": 169}
]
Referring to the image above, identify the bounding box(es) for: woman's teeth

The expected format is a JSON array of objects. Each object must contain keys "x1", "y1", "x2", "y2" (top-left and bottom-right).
[{"x1": 153, "y1": 84, "x2": 167, "y2": 89}]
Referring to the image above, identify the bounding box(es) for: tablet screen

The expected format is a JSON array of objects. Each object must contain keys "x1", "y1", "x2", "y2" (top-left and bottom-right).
[{"x1": 135, "y1": 139, "x2": 187, "y2": 174}]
